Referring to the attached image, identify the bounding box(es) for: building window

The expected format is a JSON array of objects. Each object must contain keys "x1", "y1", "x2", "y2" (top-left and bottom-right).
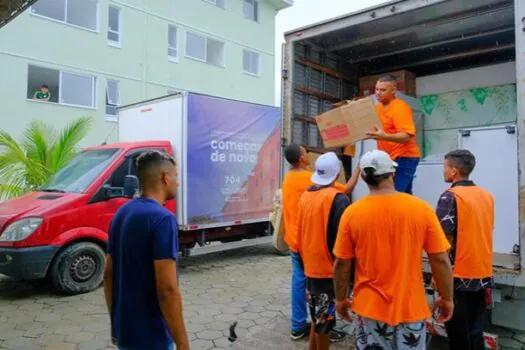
[
  {"x1": 243, "y1": 0, "x2": 258, "y2": 22},
  {"x1": 243, "y1": 49, "x2": 260, "y2": 76},
  {"x1": 185, "y1": 31, "x2": 225, "y2": 67},
  {"x1": 203, "y1": 0, "x2": 225, "y2": 8},
  {"x1": 27, "y1": 65, "x2": 96, "y2": 108},
  {"x1": 31, "y1": 0, "x2": 99, "y2": 31},
  {"x1": 168, "y1": 25, "x2": 178, "y2": 62},
  {"x1": 107, "y1": 6, "x2": 121, "y2": 46},
  {"x1": 106, "y1": 79, "x2": 120, "y2": 119}
]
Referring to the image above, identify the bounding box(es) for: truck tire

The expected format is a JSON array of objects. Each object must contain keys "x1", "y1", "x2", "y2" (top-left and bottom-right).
[{"x1": 50, "y1": 242, "x2": 105, "y2": 295}]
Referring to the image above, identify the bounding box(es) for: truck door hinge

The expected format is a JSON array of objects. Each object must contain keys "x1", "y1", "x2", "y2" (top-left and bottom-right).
[
  {"x1": 460, "y1": 129, "x2": 471, "y2": 137},
  {"x1": 513, "y1": 244, "x2": 520, "y2": 255},
  {"x1": 506, "y1": 125, "x2": 516, "y2": 134}
]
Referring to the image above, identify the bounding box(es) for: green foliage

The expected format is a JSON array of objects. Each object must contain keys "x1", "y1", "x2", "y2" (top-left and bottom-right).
[{"x1": 0, "y1": 117, "x2": 92, "y2": 200}]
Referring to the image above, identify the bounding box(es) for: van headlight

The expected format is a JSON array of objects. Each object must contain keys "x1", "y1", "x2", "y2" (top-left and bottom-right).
[{"x1": 0, "y1": 218, "x2": 43, "y2": 242}]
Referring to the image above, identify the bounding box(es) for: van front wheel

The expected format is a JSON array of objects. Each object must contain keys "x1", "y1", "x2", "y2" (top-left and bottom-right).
[{"x1": 50, "y1": 242, "x2": 106, "y2": 295}]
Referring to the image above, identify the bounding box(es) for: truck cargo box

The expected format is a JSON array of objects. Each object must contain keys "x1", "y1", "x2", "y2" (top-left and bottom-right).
[{"x1": 118, "y1": 92, "x2": 281, "y2": 230}]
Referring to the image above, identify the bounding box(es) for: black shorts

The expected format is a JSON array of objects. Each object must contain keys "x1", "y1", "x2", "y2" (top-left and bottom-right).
[{"x1": 307, "y1": 278, "x2": 336, "y2": 334}]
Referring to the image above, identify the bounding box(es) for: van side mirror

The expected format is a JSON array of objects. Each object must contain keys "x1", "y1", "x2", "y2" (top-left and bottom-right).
[{"x1": 124, "y1": 175, "x2": 139, "y2": 198}]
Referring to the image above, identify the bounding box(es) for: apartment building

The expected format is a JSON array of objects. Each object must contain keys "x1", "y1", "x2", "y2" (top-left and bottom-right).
[{"x1": 0, "y1": 0, "x2": 292, "y2": 146}]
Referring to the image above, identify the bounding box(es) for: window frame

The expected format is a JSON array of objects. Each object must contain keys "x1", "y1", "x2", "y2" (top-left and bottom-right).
[
  {"x1": 26, "y1": 65, "x2": 97, "y2": 110},
  {"x1": 30, "y1": 0, "x2": 100, "y2": 33},
  {"x1": 168, "y1": 24, "x2": 179, "y2": 62},
  {"x1": 184, "y1": 31, "x2": 225, "y2": 68},
  {"x1": 107, "y1": 5, "x2": 121, "y2": 48},
  {"x1": 242, "y1": 49, "x2": 260, "y2": 77},
  {"x1": 243, "y1": 0, "x2": 258, "y2": 22},
  {"x1": 58, "y1": 70, "x2": 97, "y2": 109},
  {"x1": 105, "y1": 79, "x2": 120, "y2": 121}
]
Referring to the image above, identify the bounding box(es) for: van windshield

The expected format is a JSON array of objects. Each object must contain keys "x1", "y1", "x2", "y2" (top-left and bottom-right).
[{"x1": 40, "y1": 148, "x2": 121, "y2": 193}]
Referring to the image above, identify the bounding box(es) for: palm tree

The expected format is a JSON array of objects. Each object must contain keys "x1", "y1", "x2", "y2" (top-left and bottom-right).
[{"x1": 0, "y1": 116, "x2": 93, "y2": 200}]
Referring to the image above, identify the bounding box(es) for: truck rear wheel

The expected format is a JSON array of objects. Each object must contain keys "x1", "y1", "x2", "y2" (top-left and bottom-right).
[{"x1": 50, "y1": 242, "x2": 105, "y2": 295}]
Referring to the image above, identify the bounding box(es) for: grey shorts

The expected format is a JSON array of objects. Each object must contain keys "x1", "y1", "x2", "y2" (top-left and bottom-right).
[{"x1": 355, "y1": 316, "x2": 426, "y2": 350}]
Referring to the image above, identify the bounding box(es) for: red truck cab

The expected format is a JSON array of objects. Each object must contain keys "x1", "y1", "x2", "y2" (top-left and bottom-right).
[{"x1": 0, "y1": 141, "x2": 173, "y2": 294}]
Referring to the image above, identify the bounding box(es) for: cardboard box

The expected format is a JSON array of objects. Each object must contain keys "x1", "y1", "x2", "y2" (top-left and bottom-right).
[
  {"x1": 359, "y1": 70, "x2": 416, "y2": 97},
  {"x1": 315, "y1": 97, "x2": 381, "y2": 148},
  {"x1": 307, "y1": 151, "x2": 347, "y2": 185}
]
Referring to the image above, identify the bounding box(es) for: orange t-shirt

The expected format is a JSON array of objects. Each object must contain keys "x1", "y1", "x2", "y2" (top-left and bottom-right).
[
  {"x1": 333, "y1": 193, "x2": 450, "y2": 326},
  {"x1": 376, "y1": 98, "x2": 420, "y2": 160},
  {"x1": 282, "y1": 170, "x2": 346, "y2": 252}
]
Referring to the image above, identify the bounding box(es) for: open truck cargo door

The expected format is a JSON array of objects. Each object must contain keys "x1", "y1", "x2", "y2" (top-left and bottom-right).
[{"x1": 282, "y1": 0, "x2": 525, "y2": 335}]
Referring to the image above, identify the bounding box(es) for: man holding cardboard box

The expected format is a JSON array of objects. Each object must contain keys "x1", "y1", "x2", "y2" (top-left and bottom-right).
[{"x1": 365, "y1": 75, "x2": 421, "y2": 194}]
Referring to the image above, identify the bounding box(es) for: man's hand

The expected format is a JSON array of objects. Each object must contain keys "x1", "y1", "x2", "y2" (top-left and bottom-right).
[
  {"x1": 365, "y1": 125, "x2": 386, "y2": 140},
  {"x1": 430, "y1": 277, "x2": 437, "y2": 290},
  {"x1": 335, "y1": 299, "x2": 352, "y2": 321},
  {"x1": 432, "y1": 297, "x2": 454, "y2": 323}
]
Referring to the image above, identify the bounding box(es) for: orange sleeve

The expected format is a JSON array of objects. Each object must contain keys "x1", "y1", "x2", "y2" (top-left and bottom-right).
[
  {"x1": 393, "y1": 101, "x2": 416, "y2": 136},
  {"x1": 333, "y1": 208, "x2": 355, "y2": 260},
  {"x1": 334, "y1": 183, "x2": 347, "y2": 192},
  {"x1": 423, "y1": 206, "x2": 452, "y2": 254}
]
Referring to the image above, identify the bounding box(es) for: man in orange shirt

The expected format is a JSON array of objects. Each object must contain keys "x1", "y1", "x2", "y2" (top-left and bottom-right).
[
  {"x1": 366, "y1": 75, "x2": 421, "y2": 194},
  {"x1": 296, "y1": 151, "x2": 352, "y2": 349},
  {"x1": 282, "y1": 144, "x2": 360, "y2": 342},
  {"x1": 332, "y1": 150, "x2": 454, "y2": 350},
  {"x1": 435, "y1": 149, "x2": 494, "y2": 350}
]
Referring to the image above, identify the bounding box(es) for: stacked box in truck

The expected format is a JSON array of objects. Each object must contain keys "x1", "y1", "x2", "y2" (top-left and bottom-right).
[
  {"x1": 282, "y1": 0, "x2": 525, "y2": 336},
  {"x1": 118, "y1": 92, "x2": 281, "y2": 232}
]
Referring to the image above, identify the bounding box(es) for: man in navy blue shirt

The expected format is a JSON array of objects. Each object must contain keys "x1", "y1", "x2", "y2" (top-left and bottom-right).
[{"x1": 104, "y1": 151, "x2": 189, "y2": 350}]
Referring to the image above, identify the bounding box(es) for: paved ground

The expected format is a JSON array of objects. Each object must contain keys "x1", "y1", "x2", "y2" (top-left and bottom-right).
[{"x1": 0, "y1": 243, "x2": 524, "y2": 350}]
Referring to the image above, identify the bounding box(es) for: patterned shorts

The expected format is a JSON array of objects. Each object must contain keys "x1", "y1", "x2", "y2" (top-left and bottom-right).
[
  {"x1": 306, "y1": 278, "x2": 336, "y2": 334},
  {"x1": 355, "y1": 316, "x2": 426, "y2": 350}
]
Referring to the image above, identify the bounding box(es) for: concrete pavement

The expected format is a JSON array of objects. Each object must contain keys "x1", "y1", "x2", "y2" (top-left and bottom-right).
[{"x1": 1, "y1": 244, "x2": 524, "y2": 349}]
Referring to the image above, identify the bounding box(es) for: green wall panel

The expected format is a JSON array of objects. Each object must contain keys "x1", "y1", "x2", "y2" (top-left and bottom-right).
[{"x1": 419, "y1": 84, "x2": 517, "y2": 156}]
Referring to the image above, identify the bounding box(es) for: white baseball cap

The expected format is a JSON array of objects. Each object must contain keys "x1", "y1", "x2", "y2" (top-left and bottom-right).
[
  {"x1": 359, "y1": 150, "x2": 398, "y2": 175},
  {"x1": 311, "y1": 152, "x2": 341, "y2": 186}
]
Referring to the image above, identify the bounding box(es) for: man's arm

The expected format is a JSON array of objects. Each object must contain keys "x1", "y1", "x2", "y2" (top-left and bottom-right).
[
  {"x1": 334, "y1": 258, "x2": 353, "y2": 302},
  {"x1": 424, "y1": 206, "x2": 454, "y2": 321},
  {"x1": 435, "y1": 192, "x2": 457, "y2": 264},
  {"x1": 103, "y1": 255, "x2": 113, "y2": 314},
  {"x1": 155, "y1": 260, "x2": 189, "y2": 349},
  {"x1": 366, "y1": 126, "x2": 411, "y2": 143},
  {"x1": 428, "y1": 252, "x2": 453, "y2": 301},
  {"x1": 153, "y1": 216, "x2": 189, "y2": 349}
]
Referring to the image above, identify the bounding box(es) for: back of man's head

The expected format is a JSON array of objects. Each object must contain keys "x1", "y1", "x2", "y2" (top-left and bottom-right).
[
  {"x1": 284, "y1": 144, "x2": 302, "y2": 167},
  {"x1": 444, "y1": 149, "x2": 476, "y2": 177},
  {"x1": 136, "y1": 151, "x2": 176, "y2": 190},
  {"x1": 360, "y1": 150, "x2": 397, "y2": 187}
]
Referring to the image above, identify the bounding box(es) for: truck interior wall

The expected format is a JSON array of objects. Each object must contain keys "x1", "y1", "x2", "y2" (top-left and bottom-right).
[
  {"x1": 291, "y1": 41, "x2": 360, "y2": 151},
  {"x1": 416, "y1": 63, "x2": 518, "y2": 157}
]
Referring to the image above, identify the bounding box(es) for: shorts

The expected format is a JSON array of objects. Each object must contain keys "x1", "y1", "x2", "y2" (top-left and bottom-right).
[
  {"x1": 355, "y1": 316, "x2": 426, "y2": 350},
  {"x1": 306, "y1": 278, "x2": 336, "y2": 334}
]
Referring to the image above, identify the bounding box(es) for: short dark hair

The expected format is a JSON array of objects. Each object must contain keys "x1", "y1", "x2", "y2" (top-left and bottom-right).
[
  {"x1": 377, "y1": 74, "x2": 397, "y2": 84},
  {"x1": 284, "y1": 144, "x2": 302, "y2": 166},
  {"x1": 444, "y1": 149, "x2": 476, "y2": 177},
  {"x1": 136, "y1": 151, "x2": 175, "y2": 186},
  {"x1": 41, "y1": 84, "x2": 49, "y2": 89},
  {"x1": 362, "y1": 167, "x2": 391, "y2": 187}
]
